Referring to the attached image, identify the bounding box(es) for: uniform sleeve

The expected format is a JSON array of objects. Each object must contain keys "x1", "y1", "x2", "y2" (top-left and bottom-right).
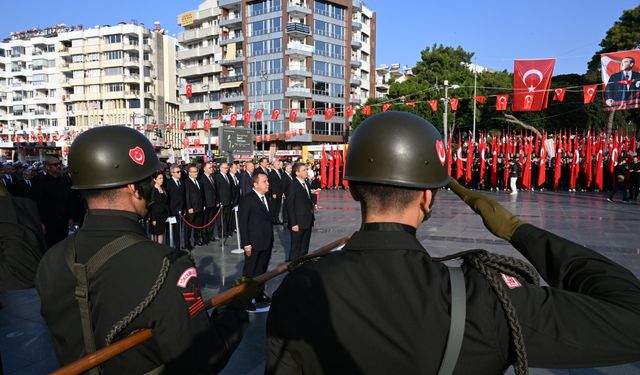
[
  {"x1": 153, "y1": 255, "x2": 249, "y2": 374},
  {"x1": 502, "y1": 223, "x2": 640, "y2": 368}
]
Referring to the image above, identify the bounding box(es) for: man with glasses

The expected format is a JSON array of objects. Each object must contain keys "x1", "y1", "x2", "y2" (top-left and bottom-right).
[
  {"x1": 165, "y1": 164, "x2": 186, "y2": 249},
  {"x1": 215, "y1": 162, "x2": 233, "y2": 238},
  {"x1": 32, "y1": 157, "x2": 76, "y2": 249}
]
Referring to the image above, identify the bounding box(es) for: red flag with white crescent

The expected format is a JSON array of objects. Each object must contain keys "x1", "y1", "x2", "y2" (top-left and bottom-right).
[
  {"x1": 346, "y1": 105, "x2": 354, "y2": 117},
  {"x1": 406, "y1": 102, "x2": 416, "y2": 107},
  {"x1": 254, "y1": 109, "x2": 264, "y2": 120},
  {"x1": 244, "y1": 110, "x2": 251, "y2": 123},
  {"x1": 496, "y1": 95, "x2": 509, "y2": 111},
  {"x1": 321, "y1": 145, "x2": 327, "y2": 189},
  {"x1": 552, "y1": 88, "x2": 566, "y2": 102},
  {"x1": 583, "y1": 84, "x2": 598, "y2": 104},
  {"x1": 473, "y1": 96, "x2": 487, "y2": 104},
  {"x1": 513, "y1": 59, "x2": 556, "y2": 111},
  {"x1": 180, "y1": 122, "x2": 186, "y2": 131},
  {"x1": 289, "y1": 108, "x2": 298, "y2": 121},
  {"x1": 190, "y1": 120, "x2": 198, "y2": 130},
  {"x1": 307, "y1": 107, "x2": 316, "y2": 117},
  {"x1": 203, "y1": 118, "x2": 211, "y2": 131},
  {"x1": 186, "y1": 83, "x2": 193, "y2": 98},
  {"x1": 362, "y1": 105, "x2": 371, "y2": 116},
  {"x1": 230, "y1": 113, "x2": 237, "y2": 126},
  {"x1": 324, "y1": 107, "x2": 334, "y2": 120},
  {"x1": 428, "y1": 100, "x2": 438, "y2": 111},
  {"x1": 271, "y1": 108, "x2": 281, "y2": 120},
  {"x1": 449, "y1": 98, "x2": 459, "y2": 111},
  {"x1": 382, "y1": 103, "x2": 392, "y2": 112}
]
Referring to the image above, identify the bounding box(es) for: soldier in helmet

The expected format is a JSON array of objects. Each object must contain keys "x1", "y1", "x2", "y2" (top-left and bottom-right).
[
  {"x1": 35, "y1": 126, "x2": 259, "y2": 374},
  {"x1": 266, "y1": 112, "x2": 640, "y2": 374}
]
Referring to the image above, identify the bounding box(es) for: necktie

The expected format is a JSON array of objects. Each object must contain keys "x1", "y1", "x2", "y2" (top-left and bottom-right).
[
  {"x1": 276, "y1": 169, "x2": 281, "y2": 179},
  {"x1": 209, "y1": 175, "x2": 213, "y2": 185},
  {"x1": 261, "y1": 195, "x2": 269, "y2": 211},
  {"x1": 176, "y1": 179, "x2": 181, "y2": 187},
  {"x1": 224, "y1": 174, "x2": 229, "y2": 184},
  {"x1": 193, "y1": 179, "x2": 200, "y2": 189},
  {"x1": 302, "y1": 181, "x2": 309, "y2": 197},
  {"x1": 27, "y1": 180, "x2": 31, "y2": 187}
]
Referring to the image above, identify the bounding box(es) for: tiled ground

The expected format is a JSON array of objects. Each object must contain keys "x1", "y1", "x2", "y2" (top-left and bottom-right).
[{"x1": 1, "y1": 189, "x2": 639, "y2": 374}]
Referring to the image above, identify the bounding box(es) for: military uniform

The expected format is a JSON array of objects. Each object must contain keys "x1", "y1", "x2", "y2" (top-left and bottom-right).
[
  {"x1": 36, "y1": 209, "x2": 247, "y2": 374},
  {"x1": 266, "y1": 222, "x2": 640, "y2": 374}
]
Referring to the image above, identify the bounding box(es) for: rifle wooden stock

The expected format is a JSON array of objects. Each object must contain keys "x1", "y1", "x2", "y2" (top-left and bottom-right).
[{"x1": 50, "y1": 234, "x2": 351, "y2": 375}]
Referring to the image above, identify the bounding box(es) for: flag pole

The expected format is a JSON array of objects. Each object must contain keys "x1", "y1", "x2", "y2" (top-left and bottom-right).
[{"x1": 472, "y1": 63, "x2": 477, "y2": 142}]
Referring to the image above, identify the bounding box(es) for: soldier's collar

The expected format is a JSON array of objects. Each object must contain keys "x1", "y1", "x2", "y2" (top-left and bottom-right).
[{"x1": 360, "y1": 222, "x2": 417, "y2": 236}]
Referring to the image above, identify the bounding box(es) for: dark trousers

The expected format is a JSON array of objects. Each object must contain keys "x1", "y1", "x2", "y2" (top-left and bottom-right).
[
  {"x1": 185, "y1": 211, "x2": 203, "y2": 246},
  {"x1": 288, "y1": 227, "x2": 312, "y2": 262},
  {"x1": 44, "y1": 220, "x2": 69, "y2": 249},
  {"x1": 630, "y1": 174, "x2": 640, "y2": 201},
  {"x1": 242, "y1": 248, "x2": 272, "y2": 295},
  {"x1": 170, "y1": 214, "x2": 182, "y2": 250},
  {"x1": 282, "y1": 199, "x2": 288, "y2": 224},
  {"x1": 609, "y1": 181, "x2": 628, "y2": 201},
  {"x1": 203, "y1": 206, "x2": 217, "y2": 240},
  {"x1": 269, "y1": 196, "x2": 282, "y2": 223}
]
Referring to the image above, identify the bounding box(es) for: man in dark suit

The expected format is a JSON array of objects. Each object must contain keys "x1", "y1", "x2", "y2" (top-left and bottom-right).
[
  {"x1": 184, "y1": 165, "x2": 204, "y2": 249},
  {"x1": 32, "y1": 157, "x2": 76, "y2": 249},
  {"x1": 268, "y1": 159, "x2": 284, "y2": 224},
  {"x1": 165, "y1": 164, "x2": 185, "y2": 249},
  {"x1": 605, "y1": 56, "x2": 640, "y2": 107},
  {"x1": 229, "y1": 163, "x2": 241, "y2": 233},
  {"x1": 238, "y1": 173, "x2": 274, "y2": 311},
  {"x1": 284, "y1": 162, "x2": 315, "y2": 261},
  {"x1": 198, "y1": 161, "x2": 218, "y2": 243},
  {"x1": 281, "y1": 162, "x2": 294, "y2": 225},
  {"x1": 12, "y1": 167, "x2": 36, "y2": 200},
  {"x1": 214, "y1": 162, "x2": 233, "y2": 238},
  {"x1": 255, "y1": 157, "x2": 270, "y2": 176},
  {"x1": 239, "y1": 162, "x2": 254, "y2": 197}
]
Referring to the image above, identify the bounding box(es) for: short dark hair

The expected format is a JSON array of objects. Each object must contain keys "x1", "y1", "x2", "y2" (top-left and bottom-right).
[
  {"x1": 292, "y1": 162, "x2": 305, "y2": 174},
  {"x1": 152, "y1": 170, "x2": 164, "y2": 180},
  {"x1": 252, "y1": 172, "x2": 266, "y2": 185},
  {"x1": 350, "y1": 181, "x2": 423, "y2": 213},
  {"x1": 188, "y1": 164, "x2": 198, "y2": 172},
  {"x1": 623, "y1": 56, "x2": 635, "y2": 64},
  {"x1": 81, "y1": 187, "x2": 121, "y2": 203},
  {"x1": 259, "y1": 157, "x2": 268, "y2": 164}
]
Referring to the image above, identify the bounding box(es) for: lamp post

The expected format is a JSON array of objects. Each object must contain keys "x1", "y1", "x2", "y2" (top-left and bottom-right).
[
  {"x1": 260, "y1": 70, "x2": 268, "y2": 154},
  {"x1": 442, "y1": 80, "x2": 459, "y2": 149}
]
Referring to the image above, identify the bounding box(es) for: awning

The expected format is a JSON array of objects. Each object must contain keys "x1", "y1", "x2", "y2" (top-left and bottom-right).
[{"x1": 219, "y1": 81, "x2": 243, "y2": 90}]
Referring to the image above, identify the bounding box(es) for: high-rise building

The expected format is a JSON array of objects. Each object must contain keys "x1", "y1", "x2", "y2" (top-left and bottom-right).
[
  {"x1": 177, "y1": 0, "x2": 375, "y2": 157},
  {"x1": 0, "y1": 25, "x2": 77, "y2": 161},
  {"x1": 375, "y1": 63, "x2": 413, "y2": 99},
  {"x1": 57, "y1": 22, "x2": 182, "y2": 152}
]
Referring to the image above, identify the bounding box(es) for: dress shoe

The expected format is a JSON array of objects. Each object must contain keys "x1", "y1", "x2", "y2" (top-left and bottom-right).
[
  {"x1": 246, "y1": 302, "x2": 256, "y2": 312},
  {"x1": 255, "y1": 293, "x2": 271, "y2": 304}
]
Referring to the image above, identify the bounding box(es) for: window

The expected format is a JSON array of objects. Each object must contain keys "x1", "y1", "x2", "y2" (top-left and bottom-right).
[
  {"x1": 107, "y1": 83, "x2": 123, "y2": 92},
  {"x1": 104, "y1": 34, "x2": 122, "y2": 44},
  {"x1": 360, "y1": 51, "x2": 369, "y2": 63},
  {"x1": 312, "y1": 121, "x2": 329, "y2": 135},
  {"x1": 72, "y1": 55, "x2": 84, "y2": 63},
  {"x1": 250, "y1": 38, "x2": 282, "y2": 56},
  {"x1": 314, "y1": 1, "x2": 345, "y2": 20},
  {"x1": 361, "y1": 33, "x2": 369, "y2": 44},
  {"x1": 86, "y1": 37, "x2": 100, "y2": 46},
  {"x1": 104, "y1": 67, "x2": 123, "y2": 76},
  {"x1": 87, "y1": 69, "x2": 101, "y2": 78},
  {"x1": 128, "y1": 99, "x2": 140, "y2": 108},
  {"x1": 47, "y1": 44, "x2": 55, "y2": 53},
  {"x1": 74, "y1": 86, "x2": 84, "y2": 94},
  {"x1": 105, "y1": 51, "x2": 124, "y2": 60},
  {"x1": 88, "y1": 85, "x2": 100, "y2": 93},
  {"x1": 32, "y1": 74, "x2": 47, "y2": 82},
  {"x1": 71, "y1": 39, "x2": 84, "y2": 47},
  {"x1": 87, "y1": 53, "x2": 100, "y2": 62},
  {"x1": 72, "y1": 70, "x2": 84, "y2": 79},
  {"x1": 249, "y1": 58, "x2": 283, "y2": 76},
  {"x1": 314, "y1": 20, "x2": 344, "y2": 39}
]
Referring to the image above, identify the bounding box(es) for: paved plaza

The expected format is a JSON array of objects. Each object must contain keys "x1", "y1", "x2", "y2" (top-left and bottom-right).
[{"x1": 1, "y1": 189, "x2": 639, "y2": 374}]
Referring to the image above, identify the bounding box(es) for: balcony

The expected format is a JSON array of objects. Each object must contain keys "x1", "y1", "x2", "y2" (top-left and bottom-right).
[
  {"x1": 352, "y1": 20, "x2": 362, "y2": 30},
  {"x1": 286, "y1": 23, "x2": 311, "y2": 37},
  {"x1": 219, "y1": 0, "x2": 241, "y2": 9},
  {"x1": 178, "y1": 63, "x2": 220, "y2": 77},
  {"x1": 349, "y1": 96, "x2": 362, "y2": 105},
  {"x1": 219, "y1": 34, "x2": 244, "y2": 46},
  {"x1": 219, "y1": 92, "x2": 245, "y2": 103},
  {"x1": 179, "y1": 82, "x2": 218, "y2": 96},
  {"x1": 219, "y1": 74, "x2": 244, "y2": 84},
  {"x1": 285, "y1": 68, "x2": 312, "y2": 78},
  {"x1": 353, "y1": 0, "x2": 363, "y2": 11},
  {"x1": 287, "y1": 2, "x2": 312, "y2": 16},
  {"x1": 178, "y1": 28, "x2": 214, "y2": 43},
  {"x1": 177, "y1": 47, "x2": 211, "y2": 61},
  {"x1": 350, "y1": 59, "x2": 362, "y2": 68},
  {"x1": 351, "y1": 40, "x2": 362, "y2": 49},
  {"x1": 220, "y1": 14, "x2": 242, "y2": 27},
  {"x1": 220, "y1": 54, "x2": 245, "y2": 66},
  {"x1": 350, "y1": 77, "x2": 362, "y2": 86},
  {"x1": 285, "y1": 86, "x2": 312, "y2": 98},
  {"x1": 285, "y1": 42, "x2": 313, "y2": 57}
]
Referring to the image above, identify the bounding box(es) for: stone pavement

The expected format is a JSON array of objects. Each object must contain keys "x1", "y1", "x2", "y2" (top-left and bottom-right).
[{"x1": 1, "y1": 189, "x2": 639, "y2": 374}]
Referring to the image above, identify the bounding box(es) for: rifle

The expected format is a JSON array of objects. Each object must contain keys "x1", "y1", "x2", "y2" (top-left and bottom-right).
[{"x1": 50, "y1": 235, "x2": 352, "y2": 375}]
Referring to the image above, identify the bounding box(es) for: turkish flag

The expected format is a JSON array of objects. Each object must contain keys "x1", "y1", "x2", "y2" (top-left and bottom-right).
[
  {"x1": 285, "y1": 131, "x2": 291, "y2": 139},
  {"x1": 182, "y1": 138, "x2": 189, "y2": 147},
  {"x1": 320, "y1": 145, "x2": 327, "y2": 188},
  {"x1": 328, "y1": 147, "x2": 335, "y2": 188},
  {"x1": 512, "y1": 59, "x2": 555, "y2": 111},
  {"x1": 473, "y1": 96, "x2": 487, "y2": 104},
  {"x1": 307, "y1": 108, "x2": 316, "y2": 117},
  {"x1": 552, "y1": 88, "x2": 566, "y2": 102},
  {"x1": 583, "y1": 84, "x2": 598, "y2": 104},
  {"x1": 334, "y1": 147, "x2": 342, "y2": 188},
  {"x1": 553, "y1": 147, "x2": 562, "y2": 190},
  {"x1": 491, "y1": 136, "x2": 498, "y2": 188},
  {"x1": 190, "y1": 120, "x2": 198, "y2": 130},
  {"x1": 428, "y1": 100, "x2": 438, "y2": 111},
  {"x1": 274, "y1": 132, "x2": 280, "y2": 139},
  {"x1": 362, "y1": 105, "x2": 371, "y2": 115},
  {"x1": 244, "y1": 110, "x2": 251, "y2": 123},
  {"x1": 298, "y1": 129, "x2": 304, "y2": 135},
  {"x1": 271, "y1": 108, "x2": 280, "y2": 120},
  {"x1": 194, "y1": 138, "x2": 201, "y2": 146},
  {"x1": 449, "y1": 98, "x2": 459, "y2": 111},
  {"x1": 595, "y1": 139, "x2": 604, "y2": 190},
  {"x1": 465, "y1": 140, "x2": 474, "y2": 185},
  {"x1": 382, "y1": 103, "x2": 392, "y2": 112},
  {"x1": 186, "y1": 83, "x2": 192, "y2": 98},
  {"x1": 537, "y1": 135, "x2": 547, "y2": 187},
  {"x1": 217, "y1": 115, "x2": 223, "y2": 120},
  {"x1": 324, "y1": 107, "x2": 334, "y2": 120},
  {"x1": 203, "y1": 118, "x2": 211, "y2": 131},
  {"x1": 346, "y1": 105, "x2": 354, "y2": 117},
  {"x1": 289, "y1": 108, "x2": 298, "y2": 121},
  {"x1": 455, "y1": 139, "x2": 464, "y2": 181},
  {"x1": 254, "y1": 109, "x2": 264, "y2": 120},
  {"x1": 230, "y1": 113, "x2": 237, "y2": 126},
  {"x1": 496, "y1": 95, "x2": 509, "y2": 111},
  {"x1": 406, "y1": 102, "x2": 416, "y2": 107},
  {"x1": 153, "y1": 123, "x2": 158, "y2": 129}
]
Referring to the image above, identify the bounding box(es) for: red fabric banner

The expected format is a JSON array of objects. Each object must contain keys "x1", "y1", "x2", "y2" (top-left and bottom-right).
[
  {"x1": 289, "y1": 109, "x2": 298, "y2": 121},
  {"x1": 271, "y1": 108, "x2": 281, "y2": 120},
  {"x1": 254, "y1": 109, "x2": 264, "y2": 120},
  {"x1": 203, "y1": 118, "x2": 211, "y2": 131},
  {"x1": 537, "y1": 135, "x2": 547, "y2": 187},
  {"x1": 320, "y1": 145, "x2": 327, "y2": 189},
  {"x1": 552, "y1": 88, "x2": 566, "y2": 102},
  {"x1": 583, "y1": 84, "x2": 598, "y2": 104},
  {"x1": 324, "y1": 107, "x2": 334, "y2": 120},
  {"x1": 230, "y1": 113, "x2": 237, "y2": 126},
  {"x1": 334, "y1": 147, "x2": 342, "y2": 188},
  {"x1": 428, "y1": 100, "x2": 438, "y2": 111},
  {"x1": 382, "y1": 103, "x2": 392, "y2": 112},
  {"x1": 190, "y1": 121, "x2": 198, "y2": 130},
  {"x1": 450, "y1": 98, "x2": 459, "y2": 112},
  {"x1": 512, "y1": 58, "x2": 556, "y2": 111},
  {"x1": 244, "y1": 110, "x2": 251, "y2": 123},
  {"x1": 473, "y1": 96, "x2": 487, "y2": 104},
  {"x1": 307, "y1": 108, "x2": 316, "y2": 117},
  {"x1": 362, "y1": 105, "x2": 371, "y2": 115},
  {"x1": 496, "y1": 95, "x2": 509, "y2": 111},
  {"x1": 346, "y1": 105, "x2": 354, "y2": 117},
  {"x1": 186, "y1": 83, "x2": 192, "y2": 98},
  {"x1": 328, "y1": 147, "x2": 335, "y2": 188}
]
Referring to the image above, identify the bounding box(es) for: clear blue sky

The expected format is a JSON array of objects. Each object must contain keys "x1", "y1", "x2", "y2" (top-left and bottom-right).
[{"x1": 2, "y1": 0, "x2": 638, "y2": 75}]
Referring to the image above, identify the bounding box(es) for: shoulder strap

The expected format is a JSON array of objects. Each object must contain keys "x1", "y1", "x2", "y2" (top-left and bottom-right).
[
  {"x1": 64, "y1": 233, "x2": 149, "y2": 370},
  {"x1": 437, "y1": 264, "x2": 466, "y2": 375}
]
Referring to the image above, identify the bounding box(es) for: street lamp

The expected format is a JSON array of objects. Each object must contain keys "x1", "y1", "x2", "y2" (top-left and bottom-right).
[
  {"x1": 260, "y1": 70, "x2": 268, "y2": 153},
  {"x1": 442, "y1": 80, "x2": 459, "y2": 149}
]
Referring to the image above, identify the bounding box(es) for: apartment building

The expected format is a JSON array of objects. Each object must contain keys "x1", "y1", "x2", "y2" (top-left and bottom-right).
[
  {"x1": 374, "y1": 63, "x2": 414, "y2": 99},
  {"x1": 58, "y1": 22, "x2": 182, "y2": 150},
  {"x1": 177, "y1": 0, "x2": 375, "y2": 155},
  {"x1": 0, "y1": 25, "x2": 75, "y2": 160}
]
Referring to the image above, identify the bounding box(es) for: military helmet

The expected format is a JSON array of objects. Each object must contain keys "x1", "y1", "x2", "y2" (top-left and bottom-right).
[
  {"x1": 68, "y1": 126, "x2": 161, "y2": 189},
  {"x1": 344, "y1": 111, "x2": 451, "y2": 189}
]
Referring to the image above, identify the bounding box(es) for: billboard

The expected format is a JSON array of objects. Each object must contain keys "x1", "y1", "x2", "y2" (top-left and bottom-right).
[
  {"x1": 218, "y1": 127, "x2": 253, "y2": 156},
  {"x1": 601, "y1": 49, "x2": 640, "y2": 110}
]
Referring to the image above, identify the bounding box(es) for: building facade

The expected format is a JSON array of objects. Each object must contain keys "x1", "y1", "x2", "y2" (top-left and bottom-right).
[{"x1": 177, "y1": 0, "x2": 375, "y2": 157}]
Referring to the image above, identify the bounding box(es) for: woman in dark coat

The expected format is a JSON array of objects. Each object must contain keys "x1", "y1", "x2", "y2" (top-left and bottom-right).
[{"x1": 149, "y1": 171, "x2": 169, "y2": 244}]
